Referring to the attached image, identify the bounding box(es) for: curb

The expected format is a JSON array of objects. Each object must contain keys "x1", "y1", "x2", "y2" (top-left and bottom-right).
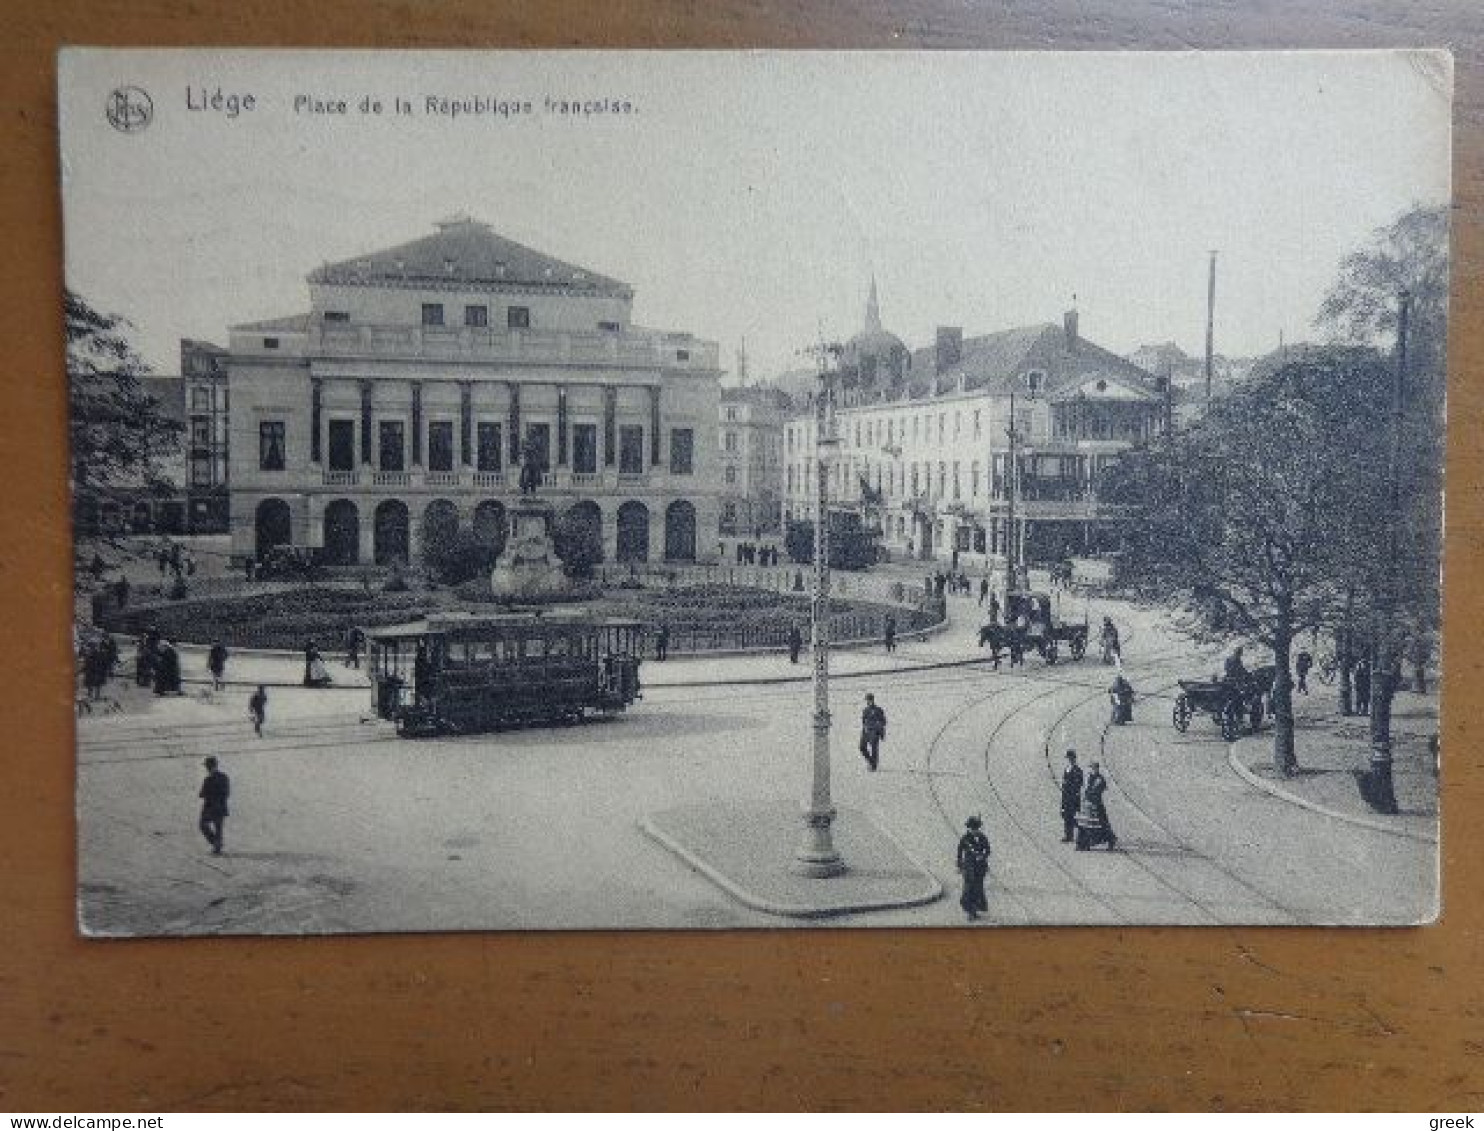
[
  {"x1": 639, "y1": 811, "x2": 943, "y2": 919},
  {"x1": 1225, "y1": 742, "x2": 1438, "y2": 844}
]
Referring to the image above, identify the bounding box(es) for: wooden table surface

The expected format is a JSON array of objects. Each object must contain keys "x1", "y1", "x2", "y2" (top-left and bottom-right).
[{"x1": 2, "y1": 0, "x2": 1481, "y2": 1111}]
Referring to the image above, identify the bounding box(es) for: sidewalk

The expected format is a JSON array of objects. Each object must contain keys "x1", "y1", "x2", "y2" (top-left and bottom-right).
[{"x1": 1229, "y1": 687, "x2": 1439, "y2": 841}]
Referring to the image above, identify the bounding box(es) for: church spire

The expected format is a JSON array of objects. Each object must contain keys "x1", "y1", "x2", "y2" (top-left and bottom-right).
[{"x1": 864, "y1": 275, "x2": 882, "y2": 333}]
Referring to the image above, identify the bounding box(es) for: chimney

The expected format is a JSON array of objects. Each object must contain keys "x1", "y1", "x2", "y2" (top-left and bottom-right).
[
  {"x1": 1064, "y1": 307, "x2": 1079, "y2": 352},
  {"x1": 935, "y1": 326, "x2": 963, "y2": 374}
]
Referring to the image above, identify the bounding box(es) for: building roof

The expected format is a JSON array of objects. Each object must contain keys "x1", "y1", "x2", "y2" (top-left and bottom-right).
[
  {"x1": 232, "y1": 312, "x2": 313, "y2": 333},
  {"x1": 308, "y1": 216, "x2": 632, "y2": 296}
]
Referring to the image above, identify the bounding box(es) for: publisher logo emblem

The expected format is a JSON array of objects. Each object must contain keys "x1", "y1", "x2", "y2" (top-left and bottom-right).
[{"x1": 106, "y1": 86, "x2": 153, "y2": 133}]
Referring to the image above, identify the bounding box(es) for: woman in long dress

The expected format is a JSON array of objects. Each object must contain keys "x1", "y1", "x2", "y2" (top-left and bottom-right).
[{"x1": 956, "y1": 816, "x2": 991, "y2": 921}]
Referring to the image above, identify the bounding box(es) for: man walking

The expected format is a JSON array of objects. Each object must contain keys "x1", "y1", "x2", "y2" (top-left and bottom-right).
[
  {"x1": 207, "y1": 641, "x2": 228, "y2": 692},
  {"x1": 198, "y1": 756, "x2": 230, "y2": 855},
  {"x1": 978, "y1": 577, "x2": 989, "y2": 606},
  {"x1": 1354, "y1": 657, "x2": 1372, "y2": 715},
  {"x1": 883, "y1": 614, "x2": 896, "y2": 653},
  {"x1": 788, "y1": 624, "x2": 802, "y2": 664},
  {"x1": 1060, "y1": 750, "x2": 1084, "y2": 843},
  {"x1": 859, "y1": 692, "x2": 887, "y2": 772},
  {"x1": 656, "y1": 623, "x2": 671, "y2": 662},
  {"x1": 248, "y1": 684, "x2": 268, "y2": 738},
  {"x1": 1295, "y1": 648, "x2": 1313, "y2": 695},
  {"x1": 956, "y1": 816, "x2": 991, "y2": 921}
]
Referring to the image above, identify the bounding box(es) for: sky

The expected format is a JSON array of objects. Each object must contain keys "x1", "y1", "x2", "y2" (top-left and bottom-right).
[{"x1": 59, "y1": 49, "x2": 1451, "y2": 380}]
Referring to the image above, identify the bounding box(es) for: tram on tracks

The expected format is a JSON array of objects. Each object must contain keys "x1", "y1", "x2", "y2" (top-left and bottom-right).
[{"x1": 365, "y1": 610, "x2": 646, "y2": 736}]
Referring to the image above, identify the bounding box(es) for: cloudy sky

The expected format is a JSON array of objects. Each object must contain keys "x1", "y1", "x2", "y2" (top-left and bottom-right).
[{"x1": 60, "y1": 49, "x2": 1451, "y2": 379}]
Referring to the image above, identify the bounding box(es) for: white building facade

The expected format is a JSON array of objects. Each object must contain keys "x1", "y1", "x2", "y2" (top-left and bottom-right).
[
  {"x1": 783, "y1": 294, "x2": 1168, "y2": 568},
  {"x1": 227, "y1": 217, "x2": 722, "y2": 567}
]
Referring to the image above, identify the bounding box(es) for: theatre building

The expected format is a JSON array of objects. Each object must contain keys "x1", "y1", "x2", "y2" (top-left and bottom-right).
[
  {"x1": 226, "y1": 216, "x2": 721, "y2": 568},
  {"x1": 783, "y1": 284, "x2": 1168, "y2": 567}
]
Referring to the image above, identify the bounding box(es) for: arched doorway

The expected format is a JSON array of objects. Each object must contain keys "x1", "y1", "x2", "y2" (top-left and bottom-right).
[
  {"x1": 373, "y1": 499, "x2": 409, "y2": 565},
  {"x1": 422, "y1": 499, "x2": 459, "y2": 546},
  {"x1": 255, "y1": 498, "x2": 292, "y2": 559},
  {"x1": 322, "y1": 499, "x2": 360, "y2": 566},
  {"x1": 557, "y1": 500, "x2": 603, "y2": 575},
  {"x1": 473, "y1": 500, "x2": 507, "y2": 558},
  {"x1": 617, "y1": 501, "x2": 649, "y2": 563},
  {"x1": 664, "y1": 500, "x2": 697, "y2": 562}
]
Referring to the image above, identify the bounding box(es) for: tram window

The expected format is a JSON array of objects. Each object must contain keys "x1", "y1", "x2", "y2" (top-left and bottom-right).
[
  {"x1": 525, "y1": 637, "x2": 546, "y2": 659},
  {"x1": 547, "y1": 637, "x2": 569, "y2": 658}
]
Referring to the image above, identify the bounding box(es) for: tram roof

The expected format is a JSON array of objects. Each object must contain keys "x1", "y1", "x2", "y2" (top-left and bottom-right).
[{"x1": 363, "y1": 610, "x2": 647, "y2": 641}]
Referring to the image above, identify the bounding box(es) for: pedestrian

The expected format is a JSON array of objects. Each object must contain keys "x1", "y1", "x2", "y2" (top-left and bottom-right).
[
  {"x1": 858, "y1": 692, "x2": 887, "y2": 771},
  {"x1": 114, "y1": 575, "x2": 130, "y2": 608},
  {"x1": 1081, "y1": 760, "x2": 1117, "y2": 850},
  {"x1": 152, "y1": 640, "x2": 181, "y2": 695},
  {"x1": 788, "y1": 624, "x2": 802, "y2": 664},
  {"x1": 1060, "y1": 750, "x2": 1085, "y2": 842},
  {"x1": 198, "y1": 756, "x2": 230, "y2": 855},
  {"x1": 884, "y1": 614, "x2": 896, "y2": 653},
  {"x1": 978, "y1": 577, "x2": 989, "y2": 606},
  {"x1": 1354, "y1": 657, "x2": 1372, "y2": 715},
  {"x1": 956, "y1": 816, "x2": 991, "y2": 921},
  {"x1": 988, "y1": 594, "x2": 1001, "y2": 625},
  {"x1": 303, "y1": 640, "x2": 331, "y2": 687},
  {"x1": 1109, "y1": 672, "x2": 1134, "y2": 725},
  {"x1": 134, "y1": 632, "x2": 154, "y2": 688},
  {"x1": 81, "y1": 643, "x2": 108, "y2": 701},
  {"x1": 248, "y1": 684, "x2": 267, "y2": 737},
  {"x1": 1411, "y1": 632, "x2": 1431, "y2": 695},
  {"x1": 207, "y1": 641, "x2": 228, "y2": 692},
  {"x1": 344, "y1": 626, "x2": 362, "y2": 669},
  {"x1": 1224, "y1": 645, "x2": 1248, "y2": 685},
  {"x1": 1295, "y1": 649, "x2": 1313, "y2": 695},
  {"x1": 656, "y1": 623, "x2": 671, "y2": 662},
  {"x1": 1100, "y1": 617, "x2": 1121, "y2": 665}
]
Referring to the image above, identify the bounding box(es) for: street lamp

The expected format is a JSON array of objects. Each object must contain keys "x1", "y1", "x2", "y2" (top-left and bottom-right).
[{"x1": 793, "y1": 346, "x2": 847, "y2": 877}]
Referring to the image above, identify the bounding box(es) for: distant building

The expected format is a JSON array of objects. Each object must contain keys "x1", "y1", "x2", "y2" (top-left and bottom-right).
[
  {"x1": 718, "y1": 385, "x2": 788, "y2": 535},
  {"x1": 784, "y1": 284, "x2": 1168, "y2": 567},
  {"x1": 182, "y1": 339, "x2": 231, "y2": 532},
  {"x1": 226, "y1": 216, "x2": 721, "y2": 567}
]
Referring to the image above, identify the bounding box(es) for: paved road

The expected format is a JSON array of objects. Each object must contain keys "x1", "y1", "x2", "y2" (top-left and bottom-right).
[{"x1": 76, "y1": 594, "x2": 1438, "y2": 934}]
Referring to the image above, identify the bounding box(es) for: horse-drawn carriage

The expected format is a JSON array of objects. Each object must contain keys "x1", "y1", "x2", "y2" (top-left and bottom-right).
[
  {"x1": 978, "y1": 590, "x2": 1089, "y2": 665},
  {"x1": 1171, "y1": 664, "x2": 1275, "y2": 741}
]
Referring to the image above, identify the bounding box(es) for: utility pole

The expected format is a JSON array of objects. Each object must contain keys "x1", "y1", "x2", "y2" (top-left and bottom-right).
[
  {"x1": 1363, "y1": 290, "x2": 1410, "y2": 815},
  {"x1": 1003, "y1": 387, "x2": 1019, "y2": 597},
  {"x1": 1205, "y1": 250, "x2": 1218, "y2": 401},
  {"x1": 793, "y1": 342, "x2": 846, "y2": 877}
]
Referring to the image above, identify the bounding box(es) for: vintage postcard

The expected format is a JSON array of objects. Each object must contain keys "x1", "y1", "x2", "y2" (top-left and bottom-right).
[{"x1": 60, "y1": 49, "x2": 1448, "y2": 934}]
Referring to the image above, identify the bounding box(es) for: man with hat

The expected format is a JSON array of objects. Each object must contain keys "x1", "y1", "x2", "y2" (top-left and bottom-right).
[
  {"x1": 198, "y1": 756, "x2": 231, "y2": 856},
  {"x1": 956, "y1": 816, "x2": 991, "y2": 921},
  {"x1": 1060, "y1": 750, "x2": 1085, "y2": 843}
]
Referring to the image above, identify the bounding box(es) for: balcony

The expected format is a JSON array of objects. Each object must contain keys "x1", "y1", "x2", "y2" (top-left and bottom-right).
[
  {"x1": 372, "y1": 470, "x2": 412, "y2": 487},
  {"x1": 471, "y1": 470, "x2": 505, "y2": 488},
  {"x1": 322, "y1": 469, "x2": 359, "y2": 486},
  {"x1": 307, "y1": 322, "x2": 720, "y2": 372},
  {"x1": 424, "y1": 470, "x2": 462, "y2": 487}
]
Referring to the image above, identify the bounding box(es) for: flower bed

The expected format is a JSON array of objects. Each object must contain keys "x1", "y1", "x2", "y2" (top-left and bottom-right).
[{"x1": 97, "y1": 582, "x2": 940, "y2": 653}]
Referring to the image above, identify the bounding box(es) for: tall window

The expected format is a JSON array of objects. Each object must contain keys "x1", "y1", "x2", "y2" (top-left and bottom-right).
[
  {"x1": 618, "y1": 425, "x2": 644, "y2": 474},
  {"x1": 191, "y1": 418, "x2": 211, "y2": 445},
  {"x1": 421, "y1": 303, "x2": 444, "y2": 327},
  {"x1": 573, "y1": 424, "x2": 598, "y2": 474},
  {"x1": 670, "y1": 428, "x2": 694, "y2": 475},
  {"x1": 724, "y1": 431, "x2": 738, "y2": 453},
  {"x1": 328, "y1": 420, "x2": 355, "y2": 471},
  {"x1": 973, "y1": 410, "x2": 982, "y2": 439},
  {"x1": 477, "y1": 422, "x2": 502, "y2": 472},
  {"x1": 379, "y1": 421, "x2": 405, "y2": 472},
  {"x1": 725, "y1": 465, "x2": 737, "y2": 485},
  {"x1": 464, "y1": 304, "x2": 488, "y2": 327},
  {"x1": 507, "y1": 306, "x2": 530, "y2": 329},
  {"x1": 952, "y1": 461, "x2": 961, "y2": 500},
  {"x1": 191, "y1": 387, "x2": 211, "y2": 411},
  {"x1": 190, "y1": 459, "x2": 213, "y2": 488},
  {"x1": 258, "y1": 421, "x2": 285, "y2": 471},
  {"x1": 971, "y1": 461, "x2": 980, "y2": 497},
  {"x1": 428, "y1": 421, "x2": 454, "y2": 472}
]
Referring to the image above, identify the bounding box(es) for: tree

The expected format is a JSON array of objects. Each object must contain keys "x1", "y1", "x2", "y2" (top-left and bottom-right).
[
  {"x1": 552, "y1": 509, "x2": 602, "y2": 578},
  {"x1": 1315, "y1": 205, "x2": 1447, "y2": 808},
  {"x1": 67, "y1": 290, "x2": 182, "y2": 586},
  {"x1": 1103, "y1": 347, "x2": 1395, "y2": 775}
]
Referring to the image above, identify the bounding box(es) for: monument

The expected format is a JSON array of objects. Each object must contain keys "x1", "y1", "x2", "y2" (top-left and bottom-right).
[{"x1": 489, "y1": 502, "x2": 573, "y2": 600}]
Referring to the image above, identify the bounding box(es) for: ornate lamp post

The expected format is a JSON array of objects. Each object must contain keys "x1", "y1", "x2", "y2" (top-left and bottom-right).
[{"x1": 793, "y1": 347, "x2": 847, "y2": 877}]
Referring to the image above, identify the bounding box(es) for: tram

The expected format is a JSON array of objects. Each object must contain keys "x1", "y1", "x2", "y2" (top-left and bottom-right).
[{"x1": 364, "y1": 610, "x2": 646, "y2": 736}]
